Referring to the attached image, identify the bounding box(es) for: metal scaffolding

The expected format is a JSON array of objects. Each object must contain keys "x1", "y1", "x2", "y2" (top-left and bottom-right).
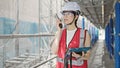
[{"x1": 0, "y1": 0, "x2": 63, "y2": 68}]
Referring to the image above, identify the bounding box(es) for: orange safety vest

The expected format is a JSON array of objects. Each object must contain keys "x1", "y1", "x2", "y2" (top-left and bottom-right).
[{"x1": 56, "y1": 28, "x2": 88, "y2": 68}]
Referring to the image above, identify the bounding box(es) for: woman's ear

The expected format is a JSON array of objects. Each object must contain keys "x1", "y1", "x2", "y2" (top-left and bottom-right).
[{"x1": 75, "y1": 15, "x2": 79, "y2": 20}]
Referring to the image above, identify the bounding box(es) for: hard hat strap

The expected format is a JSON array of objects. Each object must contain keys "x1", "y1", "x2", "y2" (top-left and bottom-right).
[{"x1": 66, "y1": 15, "x2": 76, "y2": 25}]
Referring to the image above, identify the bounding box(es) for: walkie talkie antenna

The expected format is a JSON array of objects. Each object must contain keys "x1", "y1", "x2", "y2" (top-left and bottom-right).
[{"x1": 56, "y1": 13, "x2": 63, "y2": 29}]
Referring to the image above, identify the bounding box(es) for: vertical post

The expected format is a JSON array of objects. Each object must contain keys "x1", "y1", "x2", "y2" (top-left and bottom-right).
[
  {"x1": 61, "y1": 0, "x2": 62, "y2": 9},
  {"x1": 56, "y1": 0, "x2": 58, "y2": 13},
  {"x1": 105, "y1": 24, "x2": 110, "y2": 51},
  {"x1": 49, "y1": 0, "x2": 52, "y2": 67},
  {"x1": 108, "y1": 17, "x2": 114, "y2": 59},
  {"x1": 115, "y1": 2, "x2": 120, "y2": 68},
  {"x1": 82, "y1": 17, "x2": 85, "y2": 29},
  {"x1": 38, "y1": 0, "x2": 41, "y2": 60},
  {"x1": 15, "y1": 0, "x2": 19, "y2": 57},
  {"x1": 102, "y1": 0, "x2": 104, "y2": 28},
  {"x1": 50, "y1": 0, "x2": 52, "y2": 32},
  {"x1": 3, "y1": 41, "x2": 6, "y2": 68},
  {"x1": 110, "y1": 17, "x2": 114, "y2": 56}
]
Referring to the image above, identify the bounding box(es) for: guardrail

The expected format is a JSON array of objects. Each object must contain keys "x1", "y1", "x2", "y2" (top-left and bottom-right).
[
  {"x1": 0, "y1": 33, "x2": 55, "y2": 39},
  {"x1": 31, "y1": 56, "x2": 57, "y2": 68}
]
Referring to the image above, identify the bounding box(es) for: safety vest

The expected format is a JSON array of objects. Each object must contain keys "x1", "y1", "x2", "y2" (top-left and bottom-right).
[{"x1": 57, "y1": 28, "x2": 87, "y2": 67}]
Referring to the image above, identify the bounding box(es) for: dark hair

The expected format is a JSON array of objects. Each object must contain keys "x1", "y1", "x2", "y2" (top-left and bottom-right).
[
  {"x1": 76, "y1": 10, "x2": 81, "y2": 15},
  {"x1": 74, "y1": 11, "x2": 80, "y2": 28},
  {"x1": 71, "y1": 12, "x2": 79, "y2": 28},
  {"x1": 75, "y1": 18, "x2": 78, "y2": 28}
]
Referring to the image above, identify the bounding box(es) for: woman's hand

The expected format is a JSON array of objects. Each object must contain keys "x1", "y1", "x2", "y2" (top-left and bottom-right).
[
  {"x1": 72, "y1": 51, "x2": 90, "y2": 60},
  {"x1": 51, "y1": 18, "x2": 62, "y2": 54},
  {"x1": 72, "y1": 52, "x2": 85, "y2": 59}
]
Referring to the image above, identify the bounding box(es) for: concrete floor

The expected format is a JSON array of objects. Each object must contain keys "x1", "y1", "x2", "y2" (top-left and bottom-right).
[{"x1": 88, "y1": 39, "x2": 114, "y2": 68}]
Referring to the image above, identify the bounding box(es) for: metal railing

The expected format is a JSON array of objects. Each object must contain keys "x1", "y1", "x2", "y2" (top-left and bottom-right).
[
  {"x1": 31, "y1": 56, "x2": 57, "y2": 68},
  {"x1": 0, "y1": 33, "x2": 55, "y2": 39},
  {"x1": 0, "y1": 33, "x2": 55, "y2": 68}
]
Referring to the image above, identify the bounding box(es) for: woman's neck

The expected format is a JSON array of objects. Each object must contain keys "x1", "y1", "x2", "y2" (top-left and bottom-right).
[{"x1": 67, "y1": 24, "x2": 77, "y2": 30}]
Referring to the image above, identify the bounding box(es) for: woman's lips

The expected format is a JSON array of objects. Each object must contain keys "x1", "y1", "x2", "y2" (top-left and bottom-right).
[{"x1": 64, "y1": 19, "x2": 68, "y2": 21}]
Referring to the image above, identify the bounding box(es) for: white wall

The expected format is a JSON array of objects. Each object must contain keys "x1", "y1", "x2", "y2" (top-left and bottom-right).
[{"x1": 0, "y1": 0, "x2": 17, "y2": 19}]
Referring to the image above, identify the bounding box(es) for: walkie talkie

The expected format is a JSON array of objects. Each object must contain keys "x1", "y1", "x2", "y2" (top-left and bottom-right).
[{"x1": 59, "y1": 23, "x2": 63, "y2": 29}]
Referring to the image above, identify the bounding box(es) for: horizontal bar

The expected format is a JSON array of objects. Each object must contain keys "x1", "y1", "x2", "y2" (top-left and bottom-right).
[
  {"x1": 31, "y1": 56, "x2": 57, "y2": 68},
  {"x1": 0, "y1": 33, "x2": 55, "y2": 39}
]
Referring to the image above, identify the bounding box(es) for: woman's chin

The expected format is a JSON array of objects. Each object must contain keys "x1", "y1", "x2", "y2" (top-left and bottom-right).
[{"x1": 64, "y1": 21, "x2": 69, "y2": 24}]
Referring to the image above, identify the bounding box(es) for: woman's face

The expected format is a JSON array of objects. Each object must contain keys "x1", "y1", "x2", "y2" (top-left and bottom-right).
[{"x1": 63, "y1": 11, "x2": 75, "y2": 25}]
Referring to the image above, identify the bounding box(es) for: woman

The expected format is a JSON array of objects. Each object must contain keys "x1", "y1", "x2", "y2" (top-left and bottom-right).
[{"x1": 51, "y1": 2, "x2": 91, "y2": 68}]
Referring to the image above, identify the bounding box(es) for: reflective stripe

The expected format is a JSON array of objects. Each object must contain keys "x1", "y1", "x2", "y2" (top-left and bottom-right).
[
  {"x1": 57, "y1": 57, "x2": 84, "y2": 66},
  {"x1": 80, "y1": 29, "x2": 84, "y2": 48}
]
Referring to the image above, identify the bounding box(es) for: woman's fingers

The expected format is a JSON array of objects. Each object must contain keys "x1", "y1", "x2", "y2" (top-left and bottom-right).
[
  {"x1": 72, "y1": 51, "x2": 86, "y2": 58},
  {"x1": 72, "y1": 52, "x2": 81, "y2": 58},
  {"x1": 82, "y1": 51, "x2": 85, "y2": 57}
]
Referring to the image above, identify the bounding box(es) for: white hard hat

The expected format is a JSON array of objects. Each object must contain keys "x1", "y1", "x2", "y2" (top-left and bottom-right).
[{"x1": 62, "y1": 2, "x2": 80, "y2": 12}]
